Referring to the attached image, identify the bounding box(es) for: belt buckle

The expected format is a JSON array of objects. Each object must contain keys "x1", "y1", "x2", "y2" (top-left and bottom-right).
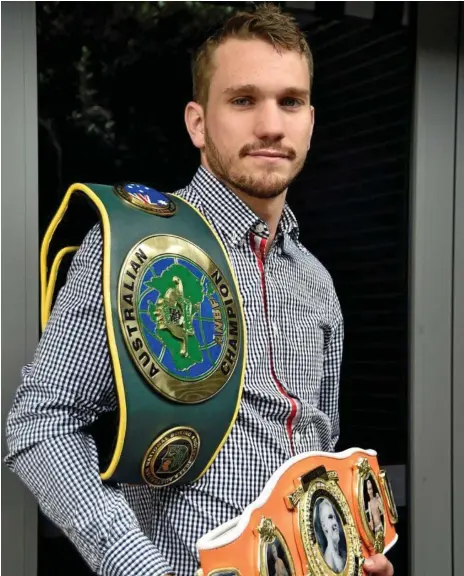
[{"x1": 196, "y1": 449, "x2": 399, "y2": 576}]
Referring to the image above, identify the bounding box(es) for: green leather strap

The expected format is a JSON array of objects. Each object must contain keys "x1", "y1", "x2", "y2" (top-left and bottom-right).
[{"x1": 41, "y1": 182, "x2": 246, "y2": 487}]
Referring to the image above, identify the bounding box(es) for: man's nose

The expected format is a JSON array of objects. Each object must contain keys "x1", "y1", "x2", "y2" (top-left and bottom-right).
[{"x1": 253, "y1": 100, "x2": 285, "y2": 142}]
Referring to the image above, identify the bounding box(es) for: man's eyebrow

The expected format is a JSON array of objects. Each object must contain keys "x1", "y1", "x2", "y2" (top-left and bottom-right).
[
  {"x1": 284, "y1": 87, "x2": 310, "y2": 99},
  {"x1": 223, "y1": 84, "x2": 310, "y2": 99},
  {"x1": 223, "y1": 84, "x2": 259, "y2": 96}
]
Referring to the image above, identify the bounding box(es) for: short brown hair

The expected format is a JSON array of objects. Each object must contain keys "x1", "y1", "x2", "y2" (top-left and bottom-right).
[{"x1": 192, "y1": 3, "x2": 314, "y2": 108}]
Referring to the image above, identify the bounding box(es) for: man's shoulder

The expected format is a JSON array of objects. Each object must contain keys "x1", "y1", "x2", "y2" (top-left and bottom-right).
[
  {"x1": 170, "y1": 183, "x2": 201, "y2": 207},
  {"x1": 81, "y1": 182, "x2": 200, "y2": 238},
  {"x1": 292, "y1": 238, "x2": 336, "y2": 291}
]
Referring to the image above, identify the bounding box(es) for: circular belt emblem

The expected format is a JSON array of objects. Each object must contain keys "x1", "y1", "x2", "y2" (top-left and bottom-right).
[
  {"x1": 119, "y1": 235, "x2": 241, "y2": 403},
  {"x1": 142, "y1": 427, "x2": 200, "y2": 487},
  {"x1": 113, "y1": 183, "x2": 176, "y2": 216}
]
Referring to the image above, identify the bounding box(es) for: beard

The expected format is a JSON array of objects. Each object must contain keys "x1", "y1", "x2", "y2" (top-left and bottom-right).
[{"x1": 204, "y1": 127, "x2": 306, "y2": 199}]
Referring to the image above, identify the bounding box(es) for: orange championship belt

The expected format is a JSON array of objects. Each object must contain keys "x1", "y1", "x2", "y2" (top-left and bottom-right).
[{"x1": 195, "y1": 448, "x2": 399, "y2": 576}]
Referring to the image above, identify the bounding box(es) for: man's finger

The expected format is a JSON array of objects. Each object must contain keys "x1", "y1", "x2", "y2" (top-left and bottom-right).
[{"x1": 364, "y1": 554, "x2": 394, "y2": 575}]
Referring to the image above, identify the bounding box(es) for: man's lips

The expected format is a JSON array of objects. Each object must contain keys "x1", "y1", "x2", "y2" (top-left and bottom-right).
[{"x1": 247, "y1": 149, "x2": 289, "y2": 159}]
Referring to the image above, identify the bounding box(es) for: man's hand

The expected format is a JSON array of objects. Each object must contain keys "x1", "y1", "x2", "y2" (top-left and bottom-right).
[{"x1": 364, "y1": 554, "x2": 394, "y2": 575}]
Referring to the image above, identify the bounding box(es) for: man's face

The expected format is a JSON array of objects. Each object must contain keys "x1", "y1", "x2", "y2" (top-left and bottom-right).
[
  {"x1": 201, "y1": 38, "x2": 314, "y2": 199},
  {"x1": 320, "y1": 500, "x2": 340, "y2": 545}
]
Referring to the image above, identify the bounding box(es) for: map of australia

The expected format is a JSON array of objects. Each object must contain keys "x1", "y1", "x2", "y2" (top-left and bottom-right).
[{"x1": 145, "y1": 263, "x2": 208, "y2": 371}]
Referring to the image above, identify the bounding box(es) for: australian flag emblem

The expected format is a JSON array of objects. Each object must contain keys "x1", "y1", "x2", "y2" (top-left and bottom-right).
[{"x1": 125, "y1": 183, "x2": 170, "y2": 207}]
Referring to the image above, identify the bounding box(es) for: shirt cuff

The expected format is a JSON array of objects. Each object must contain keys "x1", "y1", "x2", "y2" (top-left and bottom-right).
[{"x1": 101, "y1": 528, "x2": 174, "y2": 576}]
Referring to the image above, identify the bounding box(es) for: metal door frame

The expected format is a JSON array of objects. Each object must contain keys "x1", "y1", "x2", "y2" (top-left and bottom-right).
[{"x1": 1, "y1": 2, "x2": 39, "y2": 576}]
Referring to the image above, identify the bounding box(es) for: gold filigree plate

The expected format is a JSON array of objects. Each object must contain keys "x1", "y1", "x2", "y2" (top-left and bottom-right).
[
  {"x1": 355, "y1": 459, "x2": 386, "y2": 553},
  {"x1": 195, "y1": 570, "x2": 241, "y2": 576},
  {"x1": 118, "y1": 234, "x2": 241, "y2": 403},
  {"x1": 207, "y1": 570, "x2": 241, "y2": 576},
  {"x1": 379, "y1": 469, "x2": 399, "y2": 525},
  {"x1": 298, "y1": 472, "x2": 363, "y2": 576},
  {"x1": 257, "y1": 517, "x2": 296, "y2": 576}
]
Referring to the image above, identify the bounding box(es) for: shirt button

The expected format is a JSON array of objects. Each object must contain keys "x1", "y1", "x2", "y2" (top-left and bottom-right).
[
  {"x1": 272, "y1": 321, "x2": 278, "y2": 334},
  {"x1": 294, "y1": 431, "x2": 301, "y2": 443}
]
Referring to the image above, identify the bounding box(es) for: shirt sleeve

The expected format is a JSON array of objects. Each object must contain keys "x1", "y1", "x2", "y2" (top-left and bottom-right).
[
  {"x1": 4, "y1": 224, "x2": 175, "y2": 576},
  {"x1": 319, "y1": 286, "x2": 344, "y2": 451}
]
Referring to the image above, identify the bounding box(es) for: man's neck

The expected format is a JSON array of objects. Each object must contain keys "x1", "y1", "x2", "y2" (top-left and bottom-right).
[{"x1": 201, "y1": 164, "x2": 287, "y2": 252}]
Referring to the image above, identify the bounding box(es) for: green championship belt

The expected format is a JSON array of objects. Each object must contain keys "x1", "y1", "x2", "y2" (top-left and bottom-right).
[{"x1": 40, "y1": 182, "x2": 246, "y2": 487}]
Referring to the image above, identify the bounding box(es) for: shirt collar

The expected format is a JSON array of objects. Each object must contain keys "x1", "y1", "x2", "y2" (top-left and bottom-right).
[
  {"x1": 189, "y1": 165, "x2": 300, "y2": 247},
  {"x1": 279, "y1": 201, "x2": 300, "y2": 241}
]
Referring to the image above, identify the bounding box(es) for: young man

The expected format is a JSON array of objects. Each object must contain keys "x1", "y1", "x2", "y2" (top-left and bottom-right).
[{"x1": 5, "y1": 4, "x2": 394, "y2": 576}]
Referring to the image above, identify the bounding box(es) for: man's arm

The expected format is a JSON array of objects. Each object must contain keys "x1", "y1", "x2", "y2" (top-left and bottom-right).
[
  {"x1": 319, "y1": 287, "x2": 344, "y2": 451},
  {"x1": 4, "y1": 225, "x2": 174, "y2": 576}
]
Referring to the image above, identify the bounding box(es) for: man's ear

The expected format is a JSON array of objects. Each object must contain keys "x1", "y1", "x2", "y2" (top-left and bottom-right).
[{"x1": 185, "y1": 101, "x2": 205, "y2": 149}]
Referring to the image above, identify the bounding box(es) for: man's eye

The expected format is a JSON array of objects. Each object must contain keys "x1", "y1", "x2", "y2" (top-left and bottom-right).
[
  {"x1": 281, "y1": 97, "x2": 302, "y2": 107},
  {"x1": 232, "y1": 97, "x2": 252, "y2": 106}
]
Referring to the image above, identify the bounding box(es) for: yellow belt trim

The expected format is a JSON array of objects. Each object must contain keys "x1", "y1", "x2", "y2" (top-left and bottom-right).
[
  {"x1": 40, "y1": 183, "x2": 126, "y2": 480},
  {"x1": 43, "y1": 246, "x2": 79, "y2": 330}
]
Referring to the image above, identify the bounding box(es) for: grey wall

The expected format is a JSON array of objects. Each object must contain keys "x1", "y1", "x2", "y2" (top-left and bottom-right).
[
  {"x1": 409, "y1": 3, "x2": 462, "y2": 576},
  {"x1": 1, "y1": 2, "x2": 39, "y2": 575}
]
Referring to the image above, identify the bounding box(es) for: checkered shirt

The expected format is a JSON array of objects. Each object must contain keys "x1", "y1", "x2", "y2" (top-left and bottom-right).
[{"x1": 5, "y1": 166, "x2": 343, "y2": 576}]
